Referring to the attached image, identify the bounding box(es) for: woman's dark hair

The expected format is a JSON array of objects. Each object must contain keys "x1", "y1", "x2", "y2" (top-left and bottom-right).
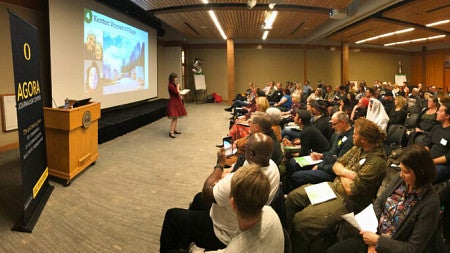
[
  {"x1": 398, "y1": 144, "x2": 436, "y2": 187},
  {"x1": 169, "y1": 73, "x2": 177, "y2": 83},
  {"x1": 295, "y1": 109, "x2": 311, "y2": 125},
  {"x1": 284, "y1": 88, "x2": 291, "y2": 95}
]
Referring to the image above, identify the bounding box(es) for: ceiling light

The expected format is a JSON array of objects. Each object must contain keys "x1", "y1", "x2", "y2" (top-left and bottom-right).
[
  {"x1": 202, "y1": 0, "x2": 209, "y2": 3},
  {"x1": 262, "y1": 11, "x2": 278, "y2": 30},
  {"x1": 268, "y1": 3, "x2": 276, "y2": 9},
  {"x1": 262, "y1": 30, "x2": 269, "y2": 40},
  {"x1": 395, "y1": 28, "x2": 414, "y2": 34},
  {"x1": 208, "y1": 10, "x2": 227, "y2": 40},
  {"x1": 384, "y1": 34, "x2": 446, "y2": 46},
  {"x1": 426, "y1": 19, "x2": 450, "y2": 27},
  {"x1": 411, "y1": 38, "x2": 427, "y2": 42},
  {"x1": 428, "y1": 35, "x2": 446, "y2": 40},
  {"x1": 356, "y1": 27, "x2": 414, "y2": 44},
  {"x1": 247, "y1": 0, "x2": 257, "y2": 9}
]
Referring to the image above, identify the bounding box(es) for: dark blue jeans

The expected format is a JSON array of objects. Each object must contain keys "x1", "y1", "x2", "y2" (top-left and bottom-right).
[
  {"x1": 434, "y1": 164, "x2": 450, "y2": 184},
  {"x1": 290, "y1": 169, "x2": 336, "y2": 190},
  {"x1": 160, "y1": 208, "x2": 226, "y2": 253}
]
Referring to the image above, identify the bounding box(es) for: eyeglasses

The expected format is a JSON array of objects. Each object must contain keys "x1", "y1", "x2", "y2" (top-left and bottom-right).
[{"x1": 330, "y1": 120, "x2": 341, "y2": 127}]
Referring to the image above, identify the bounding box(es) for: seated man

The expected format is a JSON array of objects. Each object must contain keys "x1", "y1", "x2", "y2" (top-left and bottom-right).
[
  {"x1": 285, "y1": 118, "x2": 387, "y2": 253},
  {"x1": 189, "y1": 165, "x2": 284, "y2": 253},
  {"x1": 282, "y1": 109, "x2": 330, "y2": 190},
  {"x1": 282, "y1": 109, "x2": 330, "y2": 156},
  {"x1": 231, "y1": 113, "x2": 283, "y2": 171},
  {"x1": 427, "y1": 96, "x2": 450, "y2": 183},
  {"x1": 310, "y1": 100, "x2": 333, "y2": 141},
  {"x1": 289, "y1": 111, "x2": 354, "y2": 189},
  {"x1": 160, "y1": 133, "x2": 280, "y2": 252}
]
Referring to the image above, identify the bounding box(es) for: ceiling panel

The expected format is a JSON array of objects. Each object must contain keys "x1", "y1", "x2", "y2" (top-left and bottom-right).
[{"x1": 122, "y1": 0, "x2": 450, "y2": 50}]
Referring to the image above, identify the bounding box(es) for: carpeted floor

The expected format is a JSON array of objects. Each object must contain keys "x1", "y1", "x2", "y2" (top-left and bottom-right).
[{"x1": 0, "y1": 102, "x2": 229, "y2": 252}]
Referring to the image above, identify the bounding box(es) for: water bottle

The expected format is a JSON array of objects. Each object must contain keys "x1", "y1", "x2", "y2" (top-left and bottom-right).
[{"x1": 65, "y1": 98, "x2": 69, "y2": 109}]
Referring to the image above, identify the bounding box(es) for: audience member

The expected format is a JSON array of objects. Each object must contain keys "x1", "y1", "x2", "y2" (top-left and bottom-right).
[
  {"x1": 350, "y1": 97, "x2": 369, "y2": 121},
  {"x1": 282, "y1": 109, "x2": 330, "y2": 157},
  {"x1": 266, "y1": 107, "x2": 283, "y2": 141},
  {"x1": 288, "y1": 111, "x2": 354, "y2": 189},
  {"x1": 274, "y1": 88, "x2": 293, "y2": 112},
  {"x1": 160, "y1": 133, "x2": 280, "y2": 252},
  {"x1": 303, "y1": 80, "x2": 312, "y2": 97},
  {"x1": 366, "y1": 95, "x2": 389, "y2": 132},
  {"x1": 291, "y1": 82, "x2": 303, "y2": 107},
  {"x1": 381, "y1": 90, "x2": 395, "y2": 115},
  {"x1": 263, "y1": 81, "x2": 276, "y2": 97},
  {"x1": 327, "y1": 144, "x2": 443, "y2": 253},
  {"x1": 437, "y1": 180, "x2": 450, "y2": 246},
  {"x1": 285, "y1": 118, "x2": 386, "y2": 253},
  {"x1": 268, "y1": 82, "x2": 283, "y2": 105},
  {"x1": 415, "y1": 96, "x2": 440, "y2": 133},
  {"x1": 427, "y1": 96, "x2": 450, "y2": 183},
  {"x1": 406, "y1": 87, "x2": 423, "y2": 114},
  {"x1": 310, "y1": 100, "x2": 333, "y2": 140},
  {"x1": 387, "y1": 95, "x2": 407, "y2": 128},
  {"x1": 230, "y1": 113, "x2": 283, "y2": 170},
  {"x1": 189, "y1": 165, "x2": 284, "y2": 253}
]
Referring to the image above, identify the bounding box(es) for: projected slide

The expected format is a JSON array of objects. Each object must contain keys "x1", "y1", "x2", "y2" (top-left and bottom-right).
[{"x1": 83, "y1": 8, "x2": 148, "y2": 96}]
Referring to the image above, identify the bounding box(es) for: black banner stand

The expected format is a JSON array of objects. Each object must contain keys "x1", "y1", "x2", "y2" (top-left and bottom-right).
[{"x1": 8, "y1": 10, "x2": 54, "y2": 233}]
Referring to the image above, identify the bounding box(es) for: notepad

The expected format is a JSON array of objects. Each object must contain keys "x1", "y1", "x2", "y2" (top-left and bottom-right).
[
  {"x1": 294, "y1": 155, "x2": 323, "y2": 167},
  {"x1": 304, "y1": 182, "x2": 337, "y2": 205}
]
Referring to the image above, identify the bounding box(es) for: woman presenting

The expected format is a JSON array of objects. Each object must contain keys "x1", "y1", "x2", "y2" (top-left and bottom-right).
[
  {"x1": 327, "y1": 144, "x2": 443, "y2": 253},
  {"x1": 166, "y1": 73, "x2": 187, "y2": 138}
]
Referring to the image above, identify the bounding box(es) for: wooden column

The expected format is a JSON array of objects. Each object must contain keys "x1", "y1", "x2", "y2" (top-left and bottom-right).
[
  {"x1": 422, "y1": 46, "x2": 427, "y2": 85},
  {"x1": 341, "y1": 42, "x2": 349, "y2": 86},
  {"x1": 227, "y1": 39, "x2": 235, "y2": 104},
  {"x1": 303, "y1": 46, "x2": 307, "y2": 83}
]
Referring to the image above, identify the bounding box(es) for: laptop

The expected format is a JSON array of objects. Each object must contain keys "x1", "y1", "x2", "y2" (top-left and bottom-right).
[{"x1": 72, "y1": 97, "x2": 91, "y2": 108}]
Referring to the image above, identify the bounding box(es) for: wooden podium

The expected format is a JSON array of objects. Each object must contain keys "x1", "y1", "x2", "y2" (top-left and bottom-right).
[{"x1": 43, "y1": 102, "x2": 100, "y2": 185}]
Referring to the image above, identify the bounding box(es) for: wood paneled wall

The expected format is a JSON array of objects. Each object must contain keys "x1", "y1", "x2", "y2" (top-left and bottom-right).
[{"x1": 412, "y1": 49, "x2": 450, "y2": 90}]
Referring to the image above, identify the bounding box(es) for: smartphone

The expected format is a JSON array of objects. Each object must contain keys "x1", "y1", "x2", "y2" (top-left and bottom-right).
[{"x1": 223, "y1": 137, "x2": 234, "y2": 156}]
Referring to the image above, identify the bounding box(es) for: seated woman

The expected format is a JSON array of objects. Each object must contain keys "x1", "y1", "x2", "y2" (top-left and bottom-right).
[
  {"x1": 228, "y1": 96, "x2": 269, "y2": 140},
  {"x1": 273, "y1": 88, "x2": 293, "y2": 112},
  {"x1": 415, "y1": 96, "x2": 439, "y2": 133},
  {"x1": 327, "y1": 144, "x2": 443, "y2": 253},
  {"x1": 387, "y1": 95, "x2": 407, "y2": 128},
  {"x1": 266, "y1": 107, "x2": 283, "y2": 141}
]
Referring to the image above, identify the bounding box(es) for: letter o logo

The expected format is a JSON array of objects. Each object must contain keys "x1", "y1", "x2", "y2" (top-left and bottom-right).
[{"x1": 24, "y1": 43, "x2": 31, "y2": 60}]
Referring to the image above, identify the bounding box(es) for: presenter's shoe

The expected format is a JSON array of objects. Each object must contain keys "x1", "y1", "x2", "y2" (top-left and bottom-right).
[
  {"x1": 174, "y1": 131, "x2": 181, "y2": 134},
  {"x1": 169, "y1": 132, "x2": 176, "y2": 138},
  {"x1": 224, "y1": 107, "x2": 232, "y2": 112}
]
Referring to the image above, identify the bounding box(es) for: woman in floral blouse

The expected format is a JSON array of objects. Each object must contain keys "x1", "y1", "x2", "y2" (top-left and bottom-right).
[{"x1": 328, "y1": 144, "x2": 444, "y2": 253}]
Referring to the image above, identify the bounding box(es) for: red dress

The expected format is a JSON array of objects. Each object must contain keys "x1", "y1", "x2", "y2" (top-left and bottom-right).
[{"x1": 166, "y1": 82, "x2": 187, "y2": 118}]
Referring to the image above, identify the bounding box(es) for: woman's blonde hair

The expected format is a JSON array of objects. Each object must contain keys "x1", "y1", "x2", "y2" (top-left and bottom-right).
[
  {"x1": 395, "y1": 95, "x2": 406, "y2": 109},
  {"x1": 256, "y1": 96, "x2": 269, "y2": 112}
]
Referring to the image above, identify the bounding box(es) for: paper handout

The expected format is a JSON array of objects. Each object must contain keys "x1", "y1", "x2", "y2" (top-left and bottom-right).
[
  {"x1": 341, "y1": 204, "x2": 378, "y2": 232},
  {"x1": 180, "y1": 89, "x2": 190, "y2": 95},
  {"x1": 304, "y1": 182, "x2": 337, "y2": 205}
]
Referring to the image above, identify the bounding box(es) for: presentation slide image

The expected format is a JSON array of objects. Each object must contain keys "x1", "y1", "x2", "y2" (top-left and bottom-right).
[{"x1": 84, "y1": 8, "x2": 148, "y2": 96}]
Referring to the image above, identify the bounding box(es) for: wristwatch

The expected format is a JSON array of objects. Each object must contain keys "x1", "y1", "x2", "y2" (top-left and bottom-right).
[{"x1": 214, "y1": 164, "x2": 224, "y2": 171}]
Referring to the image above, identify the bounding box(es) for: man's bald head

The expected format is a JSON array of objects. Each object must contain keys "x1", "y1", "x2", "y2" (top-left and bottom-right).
[{"x1": 245, "y1": 133, "x2": 273, "y2": 167}]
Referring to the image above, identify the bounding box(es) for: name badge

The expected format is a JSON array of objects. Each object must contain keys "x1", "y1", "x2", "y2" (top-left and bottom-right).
[
  {"x1": 342, "y1": 136, "x2": 348, "y2": 142},
  {"x1": 441, "y1": 138, "x2": 448, "y2": 146},
  {"x1": 359, "y1": 158, "x2": 366, "y2": 165}
]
